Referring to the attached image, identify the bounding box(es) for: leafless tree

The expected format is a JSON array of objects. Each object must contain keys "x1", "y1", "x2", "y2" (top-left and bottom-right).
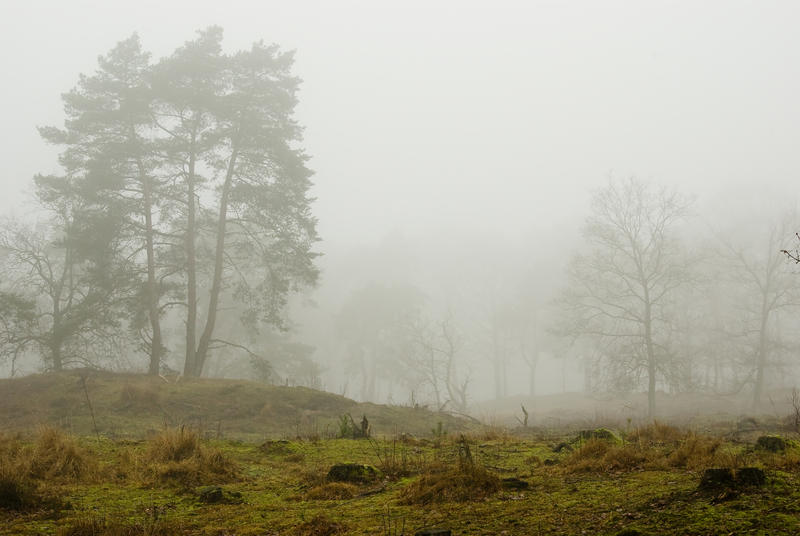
[
  {"x1": 557, "y1": 177, "x2": 693, "y2": 417},
  {"x1": 728, "y1": 215, "x2": 800, "y2": 408}
]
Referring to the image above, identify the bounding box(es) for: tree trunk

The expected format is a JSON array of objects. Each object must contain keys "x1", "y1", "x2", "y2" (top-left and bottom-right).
[
  {"x1": 194, "y1": 146, "x2": 239, "y2": 376},
  {"x1": 752, "y1": 297, "x2": 770, "y2": 410},
  {"x1": 644, "y1": 299, "x2": 656, "y2": 418},
  {"x1": 140, "y1": 168, "x2": 163, "y2": 376},
  {"x1": 183, "y1": 132, "x2": 198, "y2": 377}
]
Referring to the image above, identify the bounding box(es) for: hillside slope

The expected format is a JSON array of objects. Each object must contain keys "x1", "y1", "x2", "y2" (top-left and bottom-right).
[{"x1": 0, "y1": 370, "x2": 468, "y2": 441}]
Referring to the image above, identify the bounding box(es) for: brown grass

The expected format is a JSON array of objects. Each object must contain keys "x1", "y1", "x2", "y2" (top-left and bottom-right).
[
  {"x1": 27, "y1": 426, "x2": 99, "y2": 482},
  {"x1": 627, "y1": 421, "x2": 687, "y2": 444},
  {"x1": 294, "y1": 515, "x2": 347, "y2": 536},
  {"x1": 667, "y1": 435, "x2": 721, "y2": 469},
  {"x1": 137, "y1": 427, "x2": 237, "y2": 487},
  {"x1": 306, "y1": 482, "x2": 358, "y2": 500},
  {"x1": 55, "y1": 515, "x2": 182, "y2": 536},
  {"x1": 563, "y1": 431, "x2": 725, "y2": 473},
  {"x1": 399, "y1": 462, "x2": 501, "y2": 504},
  {"x1": 0, "y1": 462, "x2": 39, "y2": 511}
]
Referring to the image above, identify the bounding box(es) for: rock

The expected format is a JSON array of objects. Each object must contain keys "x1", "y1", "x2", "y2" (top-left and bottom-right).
[
  {"x1": 501, "y1": 477, "x2": 529, "y2": 490},
  {"x1": 699, "y1": 468, "x2": 734, "y2": 490},
  {"x1": 326, "y1": 463, "x2": 380, "y2": 484},
  {"x1": 735, "y1": 467, "x2": 766, "y2": 487},
  {"x1": 197, "y1": 486, "x2": 223, "y2": 503},
  {"x1": 577, "y1": 428, "x2": 622, "y2": 444},
  {"x1": 415, "y1": 530, "x2": 451, "y2": 536},
  {"x1": 543, "y1": 458, "x2": 559, "y2": 466},
  {"x1": 196, "y1": 486, "x2": 243, "y2": 504},
  {"x1": 553, "y1": 441, "x2": 572, "y2": 453},
  {"x1": 756, "y1": 435, "x2": 786, "y2": 452}
]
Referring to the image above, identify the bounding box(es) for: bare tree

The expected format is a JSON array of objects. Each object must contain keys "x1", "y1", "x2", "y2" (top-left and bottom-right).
[
  {"x1": 557, "y1": 177, "x2": 692, "y2": 417},
  {"x1": 729, "y1": 215, "x2": 800, "y2": 408}
]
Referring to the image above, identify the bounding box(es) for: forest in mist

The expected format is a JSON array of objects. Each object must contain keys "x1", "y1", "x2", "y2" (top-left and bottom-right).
[{"x1": 2, "y1": 2, "x2": 800, "y2": 422}]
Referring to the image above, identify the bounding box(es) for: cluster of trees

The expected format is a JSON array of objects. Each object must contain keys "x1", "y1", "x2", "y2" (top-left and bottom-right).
[
  {"x1": 1, "y1": 30, "x2": 796, "y2": 418},
  {"x1": 317, "y1": 178, "x2": 799, "y2": 417},
  {"x1": 558, "y1": 178, "x2": 800, "y2": 415},
  {"x1": 0, "y1": 28, "x2": 318, "y2": 379}
]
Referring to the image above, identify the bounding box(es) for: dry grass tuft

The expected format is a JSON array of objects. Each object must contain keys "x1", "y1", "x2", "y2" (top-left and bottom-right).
[
  {"x1": 667, "y1": 435, "x2": 722, "y2": 469},
  {"x1": 564, "y1": 432, "x2": 725, "y2": 473},
  {"x1": 306, "y1": 482, "x2": 358, "y2": 500},
  {"x1": 294, "y1": 514, "x2": 348, "y2": 536},
  {"x1": 137, "y1": 427, "x2": 237, "y2": 487},
  {"x1": 55, "y1": 515, "x2": 181, "y2": 536},
  {"x1": 27, "y1": 426, "x2": 99, "y2": 482},
  {"x1": 627, "y1": 421, "x2": 687, "y2": 444},
  {"x1": 399, "y1": 462, "x2": 501, "y2": 504},
  {"x1": 0, "y1": 463, "x2": 40, "y2": 511}
]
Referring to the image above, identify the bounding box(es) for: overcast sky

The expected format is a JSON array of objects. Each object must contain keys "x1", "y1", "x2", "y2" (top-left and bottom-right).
[{"x1": 1, "y1": 0, "x2": 799, "y2": 246}]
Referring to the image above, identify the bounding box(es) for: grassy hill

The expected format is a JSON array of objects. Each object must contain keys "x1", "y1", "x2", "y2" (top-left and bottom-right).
[{"x1": 0, "y1": 370, "x2": 469, "y2": 441}]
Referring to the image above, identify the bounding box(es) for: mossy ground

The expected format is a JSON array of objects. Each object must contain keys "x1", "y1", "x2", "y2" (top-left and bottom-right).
[{"x1": 3, "y1": 424, "x2": 800, "y2": 535}]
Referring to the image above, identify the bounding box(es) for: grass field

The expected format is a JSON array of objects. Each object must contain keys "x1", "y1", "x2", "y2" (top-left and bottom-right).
[{"x1": 2, "y1": 372, "x2": 800, "y2": 535}]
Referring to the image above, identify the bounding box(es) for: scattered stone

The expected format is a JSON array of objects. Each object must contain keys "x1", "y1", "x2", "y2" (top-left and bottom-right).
[
  {"x1": 735, "y1": 467, "x2": 766, "y2": 487},
  {"x1": 501, "y1": 477, "x2": 529, "y2": 490},
  {"x1": 326, "y1": 463, "x2": 381, "y2": 484},
  {"x1": 699, "y1": 468, "x2": 734, "y2": 490},
  {"x1": 415, "y1": 530, "x2": 451, "y2": 536},
  {"x1": 756, "y1": 435, "x2": 786, "y2": 452},
  {"x1": 196, "y1": 486, "x2": 243, "y2": 504},
  {"x1": 577, "y1": 428, "x2": 622, "y2": 444}
]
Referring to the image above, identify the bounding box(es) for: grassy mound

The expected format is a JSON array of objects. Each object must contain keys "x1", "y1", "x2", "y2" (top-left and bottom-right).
[{"x1": 0, "y1": 370, "x2": 469, "y2": 440}]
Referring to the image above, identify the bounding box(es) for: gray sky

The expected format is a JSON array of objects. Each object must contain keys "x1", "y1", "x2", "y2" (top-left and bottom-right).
[{"x1": 1, "y1": 0, "x2": 799, "y2": 245}]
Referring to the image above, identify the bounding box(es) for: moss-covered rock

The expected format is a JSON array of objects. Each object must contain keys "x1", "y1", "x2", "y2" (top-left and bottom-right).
[
  {"x1": 326, "y1": 463, "x2": 381, "y2": 484},
  {"x1": 196, "y1": 485, "x2": 243, "y2": 504},
  {"x1": 756, "y1": 435, "x2": 786, "y2": 452},
  {"x1": 577, "y1": 428, "x2": 622, "y2": 444}
]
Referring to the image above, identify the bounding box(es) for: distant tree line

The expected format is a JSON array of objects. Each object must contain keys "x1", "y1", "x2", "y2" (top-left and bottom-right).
[{"x1": 329, "y1": 178, "x2": 800, "y2": 416}]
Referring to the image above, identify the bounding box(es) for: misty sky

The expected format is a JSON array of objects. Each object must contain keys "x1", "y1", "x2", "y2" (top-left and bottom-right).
[{"x1": 1, "y1": 0, "x2": 799, "y2": 246}]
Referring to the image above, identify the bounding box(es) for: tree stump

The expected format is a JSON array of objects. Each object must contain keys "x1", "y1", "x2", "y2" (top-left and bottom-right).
[
  {"x1": 735, "y1": 467, "x2": 766, "y2": 487},
  {"x1": 699, "y1": 468, "x2": 734, "y2": 490},
  {"x1": 756, "y1": 435, "x2": 786, "y2": 452}
]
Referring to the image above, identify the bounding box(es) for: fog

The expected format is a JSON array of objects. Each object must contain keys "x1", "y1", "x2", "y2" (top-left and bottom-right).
[{"x1": 2, "y1": 0, "x2": 800, "y2": 420}]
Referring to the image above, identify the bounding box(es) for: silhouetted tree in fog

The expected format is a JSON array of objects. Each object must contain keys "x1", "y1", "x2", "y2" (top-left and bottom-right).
[{"x1": 557, "y1": 177, "x2": 693, "y2": 417}]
